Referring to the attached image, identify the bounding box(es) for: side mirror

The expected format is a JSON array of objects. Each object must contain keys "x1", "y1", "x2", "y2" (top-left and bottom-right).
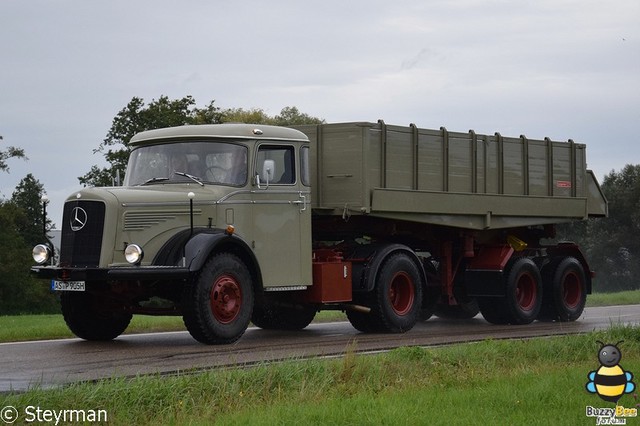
[
  {"x1": 262, "y1": 159, "x2": 276, "y2": 182},
  {"x1": 257, "y1": 160, "x2": 276, "y2": 189}
]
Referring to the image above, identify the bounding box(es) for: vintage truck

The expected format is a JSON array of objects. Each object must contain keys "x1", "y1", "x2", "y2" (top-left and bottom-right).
[{"x1": 31, "y1": 121, "x2": 608, "y2": 344}]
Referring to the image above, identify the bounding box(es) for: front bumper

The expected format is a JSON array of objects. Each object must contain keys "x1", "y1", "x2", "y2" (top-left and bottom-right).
[{"x1": 31, "y1": 265, "x2": 191, "y2": 281}]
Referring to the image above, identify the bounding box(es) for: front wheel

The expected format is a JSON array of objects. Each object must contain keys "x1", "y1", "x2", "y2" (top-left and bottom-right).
[
  {"x1": 61, "y1": 289, "x2": 132, "y2": 341},
  {"x1": 183, "y1": 253, "x2": 254, "y2": 344}
]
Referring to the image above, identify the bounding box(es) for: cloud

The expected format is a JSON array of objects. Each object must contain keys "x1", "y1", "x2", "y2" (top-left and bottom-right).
[{"x1": 0, "y1": 0, "x2": 638, "y2": 226}]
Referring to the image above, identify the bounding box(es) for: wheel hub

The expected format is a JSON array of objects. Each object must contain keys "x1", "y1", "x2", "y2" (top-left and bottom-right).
[
  {"x1": 515, "y1": 272, "x2": 537, "y2": 311},
  {"x1": 562, "y1": 271, "x2": 581, "y2": 309},
  {"x1": 210, "y1": 275, "x2": 242, "y2": 324},
  {"x1": 388, "y1": 271, "x2": 415, "y2": 316}
]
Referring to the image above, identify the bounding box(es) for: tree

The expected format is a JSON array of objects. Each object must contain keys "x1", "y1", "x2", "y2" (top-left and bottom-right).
[
  {"x1": 220, "y1": 107, "x2": 273, "y2": 124},
  {"x1": 219, "y1": 106, "x2": 324, "y2": 126},
  {"x1": 11, "y1": 173, "x2": 51, "y2": 247},
  {"x1": 0, "y1": 136, "x2": 27, "y2": 173},
  {"x1": 273, "y1": 106, "x2": 325, "y2": 126},
  {"x1": 603, "y1": 164, "x2": 640, "y2": 233},
  {"x1": 594, "y1": 165, "x2": 640, "y2": 291},
  {"x1": 557, "y1": 164, "x2": 640, "y2": 292},
  {"x1": 0, "y1": 200, "x2": 58, "y2": 314},
  {"x1": 79, "y1": 96, "x2": 324, "y2": 187},
  {"x1": 79, "y1": 96, "x2": 223, "y2": 187}
]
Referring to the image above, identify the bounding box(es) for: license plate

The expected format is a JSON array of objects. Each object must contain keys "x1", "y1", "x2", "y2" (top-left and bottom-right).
[{"x1": 51, "y1": 280, "x2": 85, "y2": 291}]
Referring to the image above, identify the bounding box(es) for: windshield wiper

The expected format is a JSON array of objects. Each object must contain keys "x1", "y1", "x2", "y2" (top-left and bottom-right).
[
  {"x1": 174, "y1": 171, "x2": 205, "y2": 187},
  {"x1": 141, "y1": 177, "x2": 170, "y2": 185}
]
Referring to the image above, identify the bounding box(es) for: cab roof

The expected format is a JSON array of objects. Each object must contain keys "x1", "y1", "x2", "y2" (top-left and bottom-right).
[{"x1": 129, "y1": 123, "x2": 309, "y2": 146}]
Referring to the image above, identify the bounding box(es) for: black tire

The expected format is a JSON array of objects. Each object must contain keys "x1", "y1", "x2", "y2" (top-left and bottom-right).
[
  {"x1": 252, "y1": 303, "x2": 316, "y2": 330},
  {"x1": 434, "y1": 298, "x2": 480, "y2": 319},
  {"x1": 419, "y1": 304, "x2": 436, "y2": 321},
  {"x1": 478, "y1": 297, "x2": 509, "y2": 324},
  {"x1": 183, "y1": 253, "x2": 254, "y2": 344},
  {"x1": 539, "y1": 257, "x2": 587, "y2": 322},
  {"x1": 346, "y1": 306, "x2": 380, "y2": 332},
  {"x1": 371, "y1": 253, "x2": 423, "y2": 333},
  {"x1": 61, "y1": 290, "x2": 132, "y2": 341},
  {"x1": 419, "y1": 285, "x2": 440, "y2": 321},
  {"x1": 479, "y1": 257, "x2": 542, "y2": 325}
]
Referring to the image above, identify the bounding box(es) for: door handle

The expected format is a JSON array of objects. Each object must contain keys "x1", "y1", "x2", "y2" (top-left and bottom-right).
[{"x1": 292, "y1": 194, "x2": 307, "y2": 212}]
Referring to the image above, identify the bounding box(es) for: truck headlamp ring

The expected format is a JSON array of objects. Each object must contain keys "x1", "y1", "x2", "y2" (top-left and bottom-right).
[
  {"x1": 124, "y1": 244, "x2": 144, "y2": 265},
  {"x1": 32, "y1": 244, "x2": 51, "y2": 264}
]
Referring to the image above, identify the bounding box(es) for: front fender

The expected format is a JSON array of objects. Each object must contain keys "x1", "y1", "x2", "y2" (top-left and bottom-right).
[
  {"x1": 348, "y1": 243, "x2": 427, "y2": 293},
  {"x1": 153, "y1": 229, "x2": 254, "y2": 272},
  {"x1": 184, "y1": 232, "x2": 230, "y2": 271},
  {"x1": 152, "y1": 228, "x2": 262, "y2": 287},
  {"x1": 183, "y1": 231, "x2": 263, "y2": 290}
]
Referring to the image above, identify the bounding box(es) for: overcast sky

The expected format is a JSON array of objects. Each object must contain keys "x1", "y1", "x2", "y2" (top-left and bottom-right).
[{"x1": 1, "y1": 0, "x2": 638, "y2": 227}]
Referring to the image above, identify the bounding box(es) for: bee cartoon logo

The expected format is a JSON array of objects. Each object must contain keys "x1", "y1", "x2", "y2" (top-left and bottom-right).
[{"x1": 586, "y1": 341, "x2": 635, "y2": 403}]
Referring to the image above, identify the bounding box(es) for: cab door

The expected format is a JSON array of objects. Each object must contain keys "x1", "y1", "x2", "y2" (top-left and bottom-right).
[{"x1": 252, "y1": 143, "x2": 312, "y2": 288}]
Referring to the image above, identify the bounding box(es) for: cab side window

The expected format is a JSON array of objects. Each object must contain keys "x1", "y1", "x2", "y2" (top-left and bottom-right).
[
  {"x1": 300, "y1": 146, "x2": 310, "y2": 187},
  {"x1": 256, "y1": 145, "x2": 295, "y2": 185}
]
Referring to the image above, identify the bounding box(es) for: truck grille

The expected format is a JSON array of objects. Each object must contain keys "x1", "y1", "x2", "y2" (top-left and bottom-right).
[
  {"x1": 59, "y1": 201, "x2": 105, "y2": 267},
  {"x1": 123, "y1": 210, "x2": 196, "y2": 230}
]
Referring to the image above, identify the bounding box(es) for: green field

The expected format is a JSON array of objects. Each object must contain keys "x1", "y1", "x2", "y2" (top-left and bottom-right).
[
  {"x1": 584, "y1": 290, "x2": 640, "y2": 307},
  {"x1": 3, "y1": 325, "x2": 639, "y2": 425},
  {"x1": 0, "y1": 290, "x2": 637, "y2": 343},
  {"x1": 1, "y1": 293, "x2": 639, "y2": 424},
  {"x1": 0, "y1": 310, "x2": 347, "y2": 343}
]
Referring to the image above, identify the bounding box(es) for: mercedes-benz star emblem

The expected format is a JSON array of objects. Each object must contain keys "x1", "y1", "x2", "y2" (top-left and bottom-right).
[{"x1": 70, "y1": 207, "x2": 88, "y2": 231}]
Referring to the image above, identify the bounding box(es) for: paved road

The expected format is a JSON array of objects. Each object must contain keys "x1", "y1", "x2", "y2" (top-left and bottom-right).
[{"x1": 1, "y1": 305, "x2": 639, "y2": 392}]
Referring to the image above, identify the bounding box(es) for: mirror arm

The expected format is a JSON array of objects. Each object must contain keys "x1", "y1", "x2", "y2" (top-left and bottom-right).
[{"x1": 255, "y1": 173, "x2": 269, "y2": 190}]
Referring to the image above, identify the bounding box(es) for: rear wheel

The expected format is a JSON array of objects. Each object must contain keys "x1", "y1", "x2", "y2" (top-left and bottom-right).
[
  {"x1": 252, "y1": 303, "x2": 316, "y2": 330},
  {"x1": 373, "y1": 253, "x2": 423, "y2": 332},
  {"x1": 346, "y1": 302, "x2": 379, "y2": 332},
  {"x1": 183, "y1": 253, "x2": 254, "y2": 344},
  {"x1": 61, "y1": 289, "x2": 132, "y2": 341},
  {"x1": 346, "y1": 252, "x2": 423, "y2": 333},
  {"x1": 419, "y1": 285, "x2": 440, "y2": 321},
  {"x1": 539, "y1": 257, "x2": 586, "y2": 322},
  {"x1": 434, "y1": 298, "x2": 480, "y2": 319},
  {"x1": 479, "y1": 257, "x2": 542, "y2": 325}
]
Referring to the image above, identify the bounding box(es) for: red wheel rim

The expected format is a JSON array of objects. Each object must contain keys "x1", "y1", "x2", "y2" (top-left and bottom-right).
[
  {"x1": 562, "y1": 271, "x2": 581, "y2": 309},
  {"x1": 515, "y1": 272, "x2": 537, "y2": 311},
  {"x1": 210, "y1": 274, "x2": 242, "y2": 324},
  {"x1": 388, "y1": 271, "x2": 415, "y2": 316}
]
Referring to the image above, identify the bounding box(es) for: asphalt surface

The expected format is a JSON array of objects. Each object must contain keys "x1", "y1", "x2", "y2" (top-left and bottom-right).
[{"x1": 1, "y1": 304, "x2": 639, "y2": 392}]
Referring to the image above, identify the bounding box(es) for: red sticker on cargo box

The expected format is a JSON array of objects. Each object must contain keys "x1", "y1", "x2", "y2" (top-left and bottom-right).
[{"x1": 556, "y1": 181, "x2": 572, "y2": 188}]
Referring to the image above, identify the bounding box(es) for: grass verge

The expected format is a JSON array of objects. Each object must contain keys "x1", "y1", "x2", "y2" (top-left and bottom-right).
[
  {"x1": 0, "y1": 290, "x2": 636, "y2": 343},
  {"x1": 0, "y1": 311, "x2": 347, "y2": 343},
  {"x1": 3, "y1": 325, "x2": 640, "y2": 425},
  {"x1": 585, "y1": 290, "x2": 640, "y2": 307}
]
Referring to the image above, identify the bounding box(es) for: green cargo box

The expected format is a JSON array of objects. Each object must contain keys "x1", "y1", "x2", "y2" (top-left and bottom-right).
[{"x1": 294, "y1": 121, "x2": 607, "y2": 230}]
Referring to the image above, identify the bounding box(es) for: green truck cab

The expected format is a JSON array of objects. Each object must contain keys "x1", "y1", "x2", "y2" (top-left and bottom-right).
[{"x1": 31, "y1": 121, "x2": 607, "y2": 344}]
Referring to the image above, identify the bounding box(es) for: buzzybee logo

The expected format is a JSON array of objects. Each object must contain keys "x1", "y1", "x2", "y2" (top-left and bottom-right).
[
  {"x1": 586, "y1": 341, "x2": 635, "y2": 403},
  {"x1": 585, "y1": 341, "x2": 638, "y2": 424}
]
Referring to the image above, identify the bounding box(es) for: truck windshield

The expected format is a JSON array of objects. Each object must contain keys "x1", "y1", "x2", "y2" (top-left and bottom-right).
[{"x1": 124, "y1": 141, "x2": 248, "y2": 187}]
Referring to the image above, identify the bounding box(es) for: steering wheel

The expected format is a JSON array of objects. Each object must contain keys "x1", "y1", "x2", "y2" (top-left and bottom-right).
[{"x1": 206, "y1": 165, "x2": 228, "y2": 182}]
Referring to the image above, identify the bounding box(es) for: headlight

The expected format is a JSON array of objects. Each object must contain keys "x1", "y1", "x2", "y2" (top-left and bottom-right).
[
  {"x1": 124, "y1": 244, "x2": 144, "y2": 264},
  {"x1": 32, "y1": 244, "x2": 51, "y2": 264}
]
